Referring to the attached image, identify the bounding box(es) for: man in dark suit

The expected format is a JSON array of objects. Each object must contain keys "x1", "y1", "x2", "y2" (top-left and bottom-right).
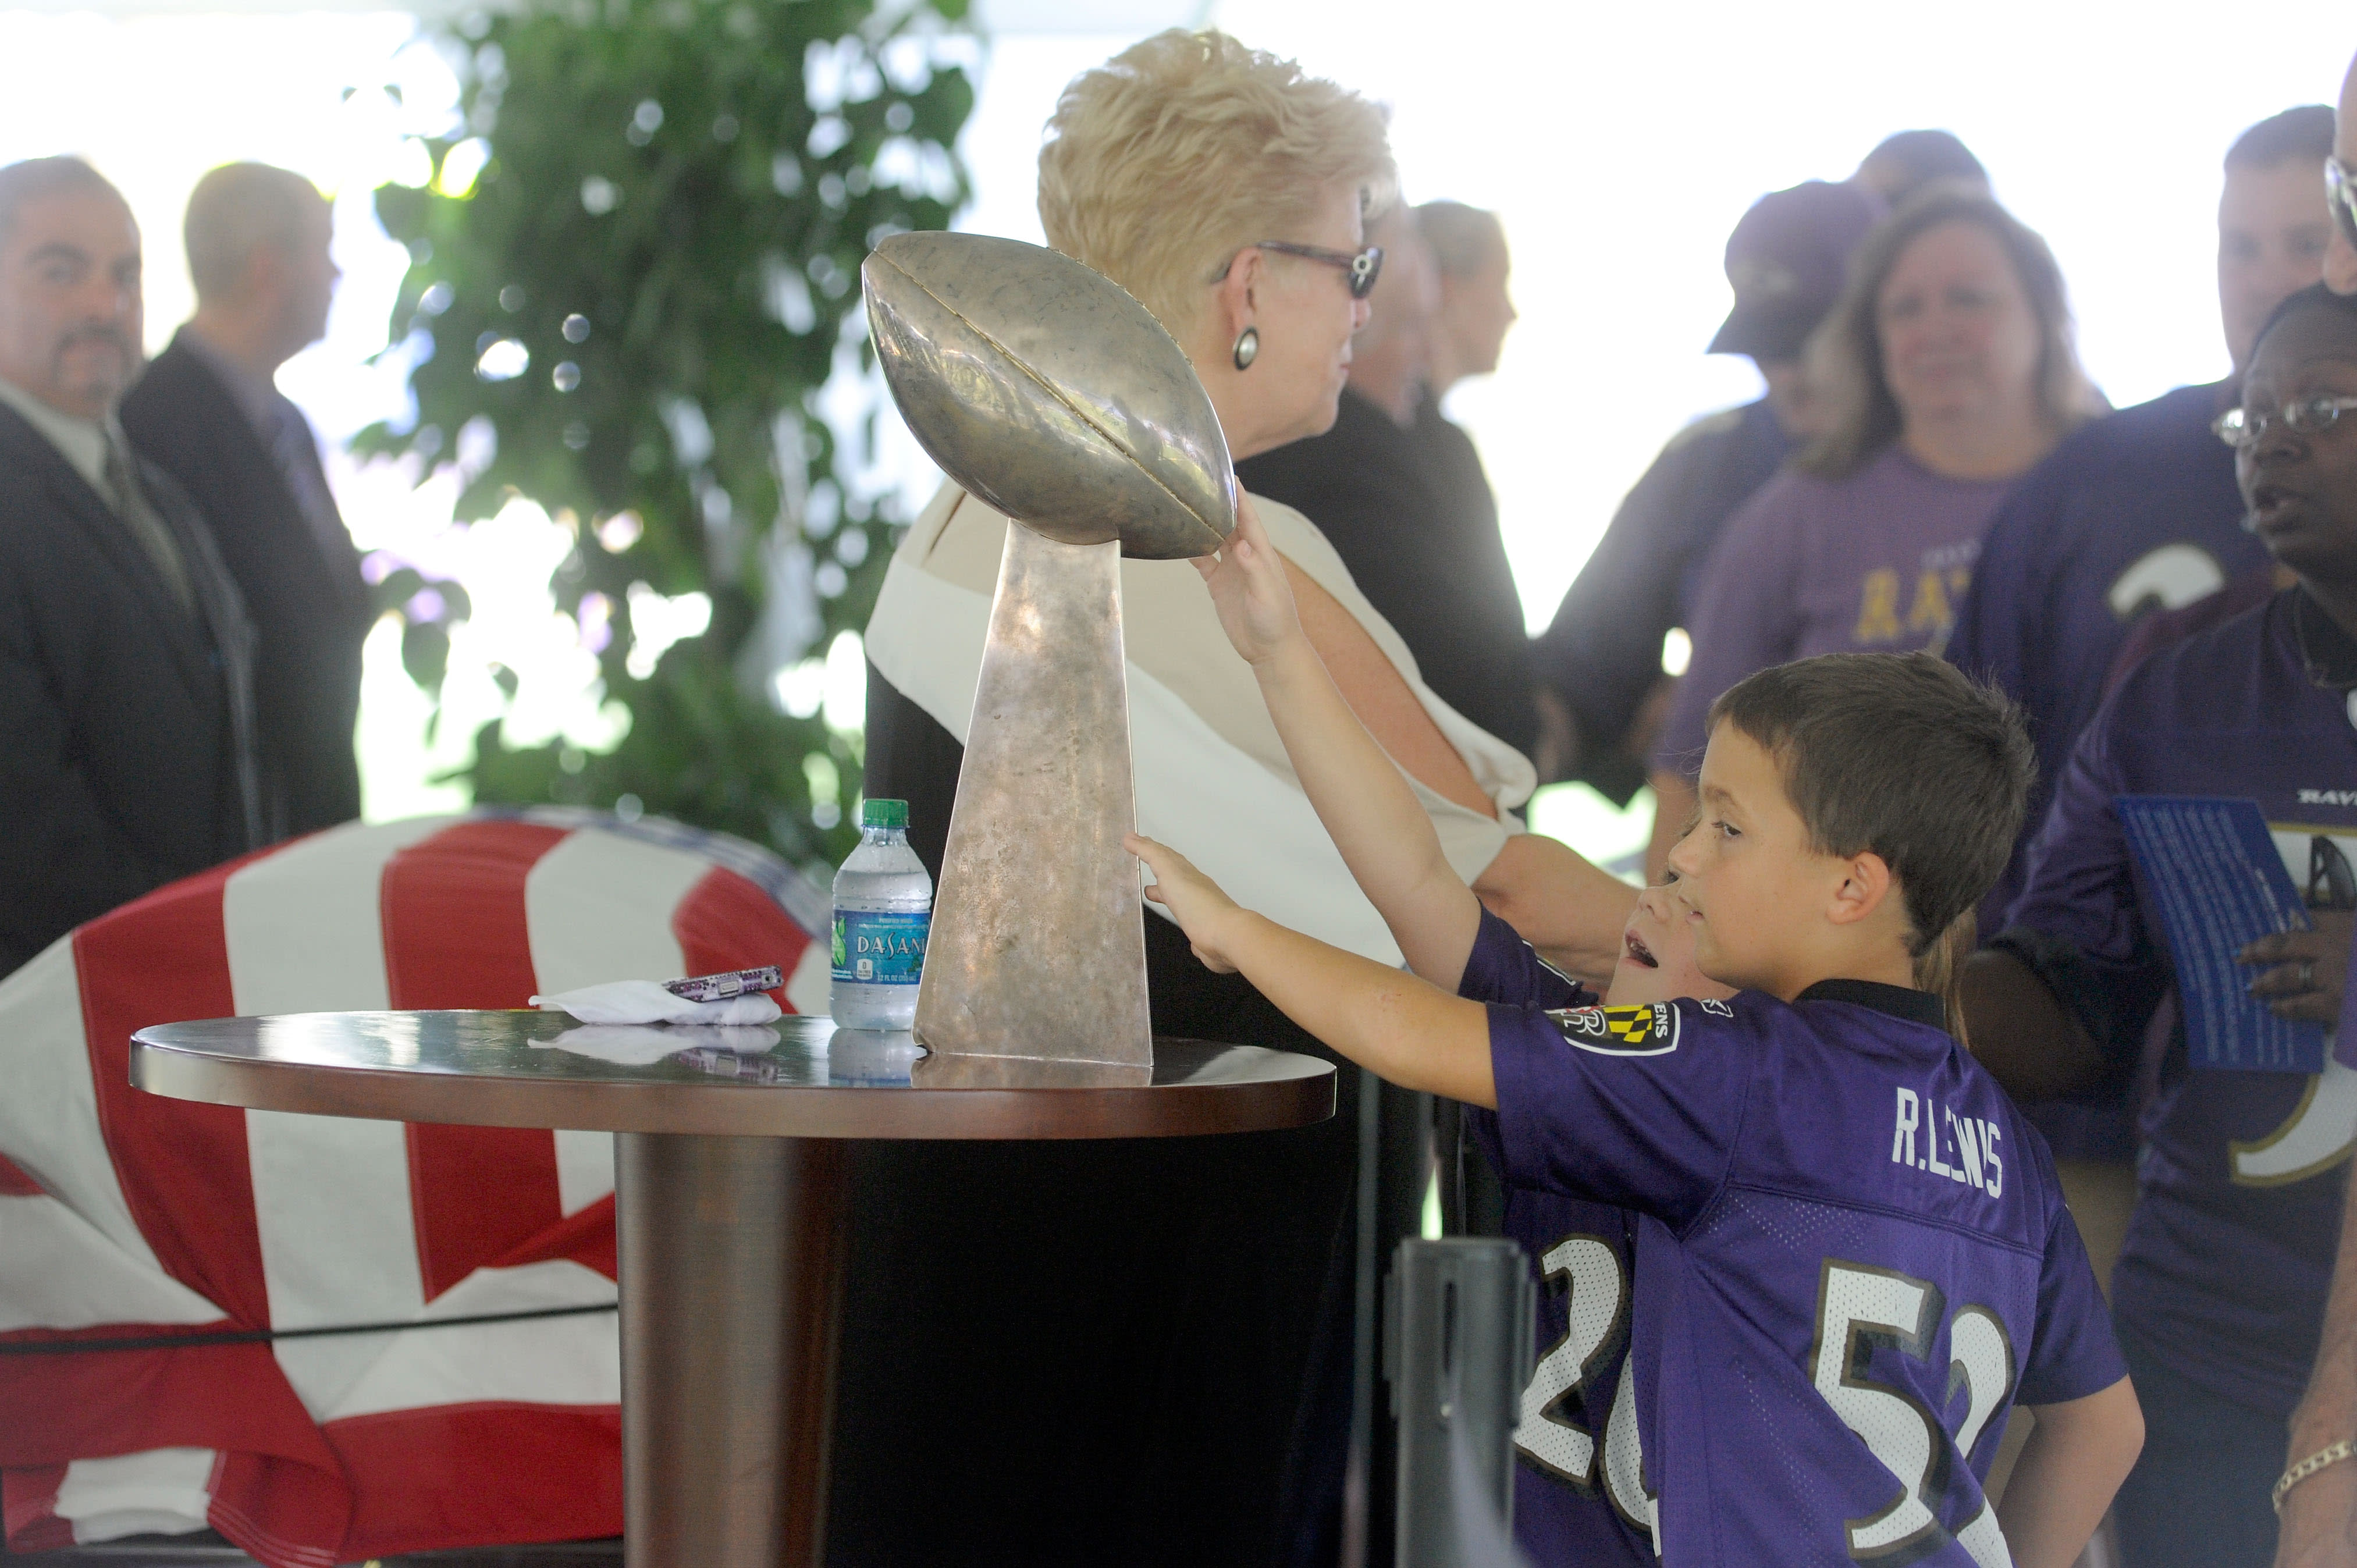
[
  {"x1": 1239, "y1": 204, "x2": 1541, "y2": 758},
  {"x1": 122, "y1": 161, "x2": 369, "y2": 835},
  {"x1": 0, "y1": 157, "x2": 263, "y2": 976}
]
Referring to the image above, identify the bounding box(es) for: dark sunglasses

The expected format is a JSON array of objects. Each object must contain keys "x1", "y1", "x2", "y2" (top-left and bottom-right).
[
  {"x1": 1252, "y1": 240, "x2": 1385, "y2": 299},
  {"x1": 2331, "y1": 158, "x2": 2357, "y2": 254}
]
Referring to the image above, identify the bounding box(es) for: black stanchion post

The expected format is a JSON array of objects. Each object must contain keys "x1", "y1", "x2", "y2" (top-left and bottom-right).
[{"x1": 1384, "y1": 1238, "x2": 1534, "y2": 1567}]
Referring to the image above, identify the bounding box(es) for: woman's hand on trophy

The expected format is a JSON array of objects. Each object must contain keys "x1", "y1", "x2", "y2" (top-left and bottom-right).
[
  {"x1": 1128, "y1": 833, "x2": 1247, "y2": 974},
  {"x1": 1195, "y1": 493, "x2": 1306, "y2": 667}
]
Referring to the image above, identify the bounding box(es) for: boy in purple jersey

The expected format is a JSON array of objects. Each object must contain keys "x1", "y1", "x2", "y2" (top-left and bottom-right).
[
  {"x1": 1129, "y1": 500, "x2": 2141, "y2": 1567},
  {"x1": 1964, "y1": 283, "x2": 2357, "y2": 1567}
]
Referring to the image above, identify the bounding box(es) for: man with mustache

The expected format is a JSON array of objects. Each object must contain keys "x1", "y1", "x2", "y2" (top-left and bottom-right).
[{"x1": 0, "y1": 156, "x2": 263, "y2": 977}]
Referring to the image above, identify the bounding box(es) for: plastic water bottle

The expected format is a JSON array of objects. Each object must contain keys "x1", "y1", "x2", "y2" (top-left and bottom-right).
[{"x1": 830, "y1": 799, "x2": 932, "y2": 1030}]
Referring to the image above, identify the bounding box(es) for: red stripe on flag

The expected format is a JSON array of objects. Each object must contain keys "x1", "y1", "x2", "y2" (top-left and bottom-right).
[
  {"x1": 0, "y1": 1157, "x2": 42, "y2": 1197},
  {"x1": 325, "y1": 1403, "x2": 621, "y2": 1561},
  {"x1": 73, "y1": 865, "x2": 266, "y2": 1327},
  {"x1": 380, "y1": 821, "x2": 570, "y2": 1300},
  {"x1": 379, "y1": 820, "x2": 568, "y2": 1009},
  {"x1": 0, "y1": 1338, "x2": 347, "y2": 1566},
  {"x1": 670, "y1": 867, "x2": 815, "y2": 1011},
  {"x1": 209, "y1": 1445, "x2": 346, "y2": 1568},
  {"x1": 3, "y1": 1464, "x2": 71, "y2": 1555},
  {"x1": 54, "y1": 852, "x2": 355, "y2": 1564},
  {"x1": 481, "y1": 1193, "x2": 617, "y2": 1281},
  {"x1": 400, "y1": 1121, "x2": 565, "y2": 1302},
  {"x1": 0, "y1": 1337, "x2": 335, "y2": 1472}
]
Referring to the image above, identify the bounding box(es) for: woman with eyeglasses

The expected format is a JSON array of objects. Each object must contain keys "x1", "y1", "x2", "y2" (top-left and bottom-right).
[
  {"x1": 1645, "y1": 186, "x2": 2102, "y2": 881},
  {"x1": 845, "y1": 29, "x2": 1637, "y2": 1566},
  {"x1": 1960, "y1": 281, "x2": 2357, "y2": 1568}
]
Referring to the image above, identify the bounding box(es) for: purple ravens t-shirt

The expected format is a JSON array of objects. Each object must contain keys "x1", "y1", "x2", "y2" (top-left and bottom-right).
[
  {"x1": 1466, "y1": 911, "x2": 2123, "y2": 1566},
  {"x1": 1656, "y1": 443, "x2": 2014, "y2": 776},
  {"x1": 1457, "y1": 910, "x2": 1654, "y2": 1566},
  {"x1": 2003, "y1": 586, "x2": 2357, "y2": 1416}
]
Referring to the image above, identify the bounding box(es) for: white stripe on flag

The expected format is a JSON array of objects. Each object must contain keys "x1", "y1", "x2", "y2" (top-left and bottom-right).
[
  {"x1": 223, "y1": 819, "x2": 445, "y2": 1418},
  {"x1": 222, "y1": 817, "x2": 449, "y2": 1014},
  {"x1": 528, "y1": 825, "x2": 715, "y2": 1214},
  {"x1": 0, "y1": 938, "x2": 183, "y2": 1279},
  {"x1": 54, "y1": 1447, "x2": 217, "y2": 1545},
  {"x1": 246, "y1": 1110, "x2": 423, "y2": 1420},
  {"x1": 522, "y1": 827, "x2": 712, "y2": 994},
  {"x1": 554, "y1": 1131, "x2": 614, "y2": 1216},
  {"x1": 785, "y1": 941, "x2": 832, "y2": 1018},
  {"x1": 0, "y1": 1191, "x2": 220, "y2": 1333},
  {"x1": 323, "y1": 1258, "x2": 620, "y2": 1420}
]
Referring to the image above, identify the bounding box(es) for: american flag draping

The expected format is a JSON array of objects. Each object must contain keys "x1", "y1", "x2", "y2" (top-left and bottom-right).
[{"x1": 0, "y1": 809, "x2": 829, "y2": 1564}]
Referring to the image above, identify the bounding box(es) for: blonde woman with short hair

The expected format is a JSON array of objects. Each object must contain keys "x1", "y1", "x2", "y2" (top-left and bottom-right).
[{"x1": 849, "y1": 29, "x2": 1635, "y2": 1566}]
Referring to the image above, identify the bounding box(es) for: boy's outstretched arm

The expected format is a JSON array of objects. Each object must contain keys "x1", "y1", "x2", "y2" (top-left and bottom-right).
[
  {"x1": 1128, "y1": 833, "x2": 1496, "y2": 1107},
  {"x1": 1197, "y1": 496, "x2": 1484, "y2": 987},
  {"x1": 1994, "y1": 1377, "x2": 2143, "y2": 1568}
]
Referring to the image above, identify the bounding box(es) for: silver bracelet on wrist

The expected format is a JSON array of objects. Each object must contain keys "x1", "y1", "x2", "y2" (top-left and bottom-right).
[{"x1": 2275, "y1": 1438, "x2": 2357, "y2": 1514}]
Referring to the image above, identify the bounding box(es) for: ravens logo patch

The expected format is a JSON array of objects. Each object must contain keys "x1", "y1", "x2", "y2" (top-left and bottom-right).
[{"x1": 1547, "y1": 1002, "x2": 1680, "y2": 1056}]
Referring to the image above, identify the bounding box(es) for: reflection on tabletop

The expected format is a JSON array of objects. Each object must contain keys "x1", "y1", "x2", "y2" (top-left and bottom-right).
[
  {"x1": 909, "y1": 1053, "x2": 1153, "y2": 1090},
  {"x1": 541, "y1": 1018, "x2": 930, "y2": 1087},
  {"x1": 827, "y1": 1027, "x2": 925, "y2": 1086},
  {"x1": 546, "y1": 1023, "x2": 784, "y2": 1066}
]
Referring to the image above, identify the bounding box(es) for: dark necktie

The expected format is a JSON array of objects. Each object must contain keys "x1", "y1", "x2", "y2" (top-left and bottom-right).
[{"x1": 101, "y1": 437, "x2": 194, "y2": 613}]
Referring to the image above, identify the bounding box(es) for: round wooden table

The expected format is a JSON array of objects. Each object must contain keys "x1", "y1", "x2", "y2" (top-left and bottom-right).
[{"x1": 130, "y1": 1011, "x2": 1335, "y2": 1567}]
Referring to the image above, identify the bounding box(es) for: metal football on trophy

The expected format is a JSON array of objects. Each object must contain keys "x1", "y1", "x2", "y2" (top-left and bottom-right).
[{"x1": 861, "y1": 231, "x2": 1236, "y2": 1075}]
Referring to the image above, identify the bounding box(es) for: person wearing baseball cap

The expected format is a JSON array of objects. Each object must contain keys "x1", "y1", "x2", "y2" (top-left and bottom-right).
[
  {"x1": 1535, "y1": 176, "x2": 1882, "y2": 802},
  {"x1": 1854, "y1": 127, "x2": 1990, "y2": 203}
]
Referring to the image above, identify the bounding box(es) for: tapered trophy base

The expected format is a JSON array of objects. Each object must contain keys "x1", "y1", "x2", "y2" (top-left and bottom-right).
[{"x1": 912, "y1": 524, "x2": 1153, "y2": 1071}]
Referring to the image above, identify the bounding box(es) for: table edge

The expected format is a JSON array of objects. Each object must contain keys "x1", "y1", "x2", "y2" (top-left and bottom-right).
[{"x1": 129, "y1": 1036, "x2": 1336, "y2": 1140}]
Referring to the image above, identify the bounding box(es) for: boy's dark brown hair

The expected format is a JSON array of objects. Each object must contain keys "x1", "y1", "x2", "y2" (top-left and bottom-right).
[{"x1": 1707, "y1": 652, "x2": 2033, "y2": 958}]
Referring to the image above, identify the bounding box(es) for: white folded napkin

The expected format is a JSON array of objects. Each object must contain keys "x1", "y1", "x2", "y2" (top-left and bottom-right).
[{"x1": 530, "y1": 979, "x2": 783, "y2": 1026}]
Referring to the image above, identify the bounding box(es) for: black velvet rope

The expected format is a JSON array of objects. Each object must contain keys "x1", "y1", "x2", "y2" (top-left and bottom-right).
[{"x1": 0, "y1": 1301, "x2": 617, "y2": 1356}]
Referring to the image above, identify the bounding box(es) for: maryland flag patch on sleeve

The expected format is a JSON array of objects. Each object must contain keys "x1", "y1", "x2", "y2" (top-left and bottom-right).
[{"x1": 1545, "y1": 1001, "x2": 1680, "y2": 1056}]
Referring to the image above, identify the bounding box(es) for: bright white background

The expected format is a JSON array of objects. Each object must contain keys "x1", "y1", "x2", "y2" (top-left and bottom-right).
[
  {"x1": 958, "y1": 3, "x2": 2357, "y2": 629},
  {"x1": 1, "y1": 2, "x2": 2353, "y2": 853}
]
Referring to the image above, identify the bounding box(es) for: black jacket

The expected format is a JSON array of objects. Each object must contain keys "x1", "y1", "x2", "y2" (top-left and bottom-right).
[
  {"x1": 121, "y1": 330, "x2": 370, "y2": 834},
  {"x1": 1239, "y1": 387, "x2": 1538, "y2": 754},
  {"x1": 0, "y1": 397, "x2": 262, "y2": 976}
]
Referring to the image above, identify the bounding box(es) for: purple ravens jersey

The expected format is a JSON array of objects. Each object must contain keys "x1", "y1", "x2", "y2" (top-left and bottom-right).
[
  {"x1": 2003, "y1": 586, "x2": 2357, "y2": 1416},
  {"x1": 1472, "y1": 916, "x2": 2123, "y2": 1566},
  {"x1": 1948, "y1": 383, "x2": 2264, "y2": 1164},
  {"x1": 1459, "y1": 910, "x2": 1654, "y2": 1566}
]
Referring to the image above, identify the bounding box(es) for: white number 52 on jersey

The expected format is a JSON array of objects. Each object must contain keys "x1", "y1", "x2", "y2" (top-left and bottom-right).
[{"x1": 1808, "y1": 1259, "x2": 2016, "y2": 1567}]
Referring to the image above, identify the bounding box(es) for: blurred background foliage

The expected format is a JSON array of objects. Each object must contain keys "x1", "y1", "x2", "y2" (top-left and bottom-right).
[{"x1": 359, "y1": 0, "x2": 975, "y2": 872}]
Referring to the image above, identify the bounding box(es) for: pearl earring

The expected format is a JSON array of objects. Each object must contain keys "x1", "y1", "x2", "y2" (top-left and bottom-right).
[{"x1": 1232, "y1": 326, "x2": 1259, "y2": 371}]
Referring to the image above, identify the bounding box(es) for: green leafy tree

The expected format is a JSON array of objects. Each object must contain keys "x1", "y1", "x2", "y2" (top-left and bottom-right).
[{"x1": 361, "y1": 0, "x2": 974, "y2": 874}]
